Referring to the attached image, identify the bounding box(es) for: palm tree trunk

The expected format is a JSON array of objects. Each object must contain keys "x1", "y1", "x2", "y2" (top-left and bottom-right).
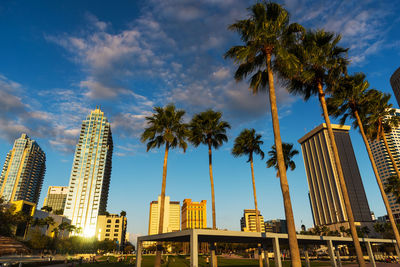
[
  {"x1": 208, "y1": 140, "x2": 218, "y2": 267},
  {"x1": 354, "y1": 111, "x2": 400, "y2": 250},
  {"x1": 250, "y1": 154, "x2": 263, "y2": 267},
  {"x1": 317, "y1": 83, "x2": 365, "y2": 266},
  {"x1": 155, "y1": 142, "x2": 169, "y2": 267},
  {"x1": 381, "y1": 130, "x2": 400, "y2": 180},
  {"x1": 266, "y1": 52, "x2": 301, "y2": 267}
]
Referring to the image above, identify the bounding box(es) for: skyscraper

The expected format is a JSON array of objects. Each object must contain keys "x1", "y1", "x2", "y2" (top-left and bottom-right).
[
  {"x1": 390, "y1": 67, "x2": 400, "y2": 106},
  {"x1": 63, "y1": 107, "x2": 113, "y2": 237},
  {"x1": 298, "y1": 124, "x2": 372, "y2": 231},
  {"x1": 181, "y1": 199, "x2": 207, "y2": 230},
  {"x1": 0, "y1": 134, "x2": 46, "y2": 204},
  {"x1": 240, "y1": 209, "x2": 265, "y2": 232},
  {"x1": 369, "y1": 108, "x2": 400, "y2": 223},
  {"x1": 43, "y1": 186, "x2": 68, "y2": 212},
  {"x1": 148, "y1": 195, "x2": 180, "y2": 235}
]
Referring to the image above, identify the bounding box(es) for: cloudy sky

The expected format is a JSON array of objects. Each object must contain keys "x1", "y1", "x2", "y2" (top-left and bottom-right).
[{"x1": 1, "y1": 0, "x2": 399, "y2": 242}]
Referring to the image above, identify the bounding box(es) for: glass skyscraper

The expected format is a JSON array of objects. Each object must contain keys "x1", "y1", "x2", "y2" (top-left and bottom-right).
[
  {"x1": 63, "y1": 107, "x2": 113, "y2": 237},
  {"x1": 0, "y1": 133, "x2": 46, "y2": 204}
]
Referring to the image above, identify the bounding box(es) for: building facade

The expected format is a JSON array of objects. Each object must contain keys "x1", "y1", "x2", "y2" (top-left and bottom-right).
[
  {"x1": 265, "y1": 219, "x2": 287, "y2": 233},
  {"x1": 368, "y1": 109, "x2": 400, "y2": 223},
  {"x1": 43, "y1": 186, "x2": 68, "y2": 212},
  {"x1": 0, "y1": 134, "x2": 46, "y2": 204},
  {"x1": 96, "y1": 214, "x2": 127, "y2": 250},
  {"x1": 240, "y1": 209, "x2": 265, "y2": 232},
  {"x1": 148, "y1": 196, "x2": 180, "y2": 235},
  {"x1": 30, "y1": 209, "x2": 72, "y2": 239},
  {"x1": 63, "y1": 107, "x2": 113, "y2": 237},
  {"x1": 298, "y1": 124, "x2": 372, "y2": 231},
  {"x1": 181, "y1": 199, "x2": 207, "y2": 230},
  {"x1": 390, "y1": 67, "x2": 400, "y2": 106}
]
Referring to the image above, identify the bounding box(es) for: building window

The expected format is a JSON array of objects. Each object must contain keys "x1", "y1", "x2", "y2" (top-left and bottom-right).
[
  {"x1": 105, "y1": 234, "x2": 110, "y2": 237},
  {"x1": 106, "y1": 225, "x2": 111, "y2": 228},
  {"x1": 106, "y1": 229, "x2": 110, "y2": 232}
]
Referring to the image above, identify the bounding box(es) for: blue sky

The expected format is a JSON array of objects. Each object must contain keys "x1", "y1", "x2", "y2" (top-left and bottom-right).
[{"x1": 1, "y1": 0, "x2": 400, "y2": 242}]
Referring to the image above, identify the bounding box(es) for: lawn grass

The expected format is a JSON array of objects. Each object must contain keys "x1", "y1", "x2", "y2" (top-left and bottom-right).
[{"x1": 79, "y1": 255, "x2": 335, "y2": 267}]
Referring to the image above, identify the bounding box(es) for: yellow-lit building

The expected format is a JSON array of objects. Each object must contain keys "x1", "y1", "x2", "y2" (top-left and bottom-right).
[
  {"x1": 0, "y1": 134, "x2": 46, "y2": 204},
  {"x1": 181, "y1": 199, "x2": 206, "y2": 230},
  {"x1": 148, "y1": 196, "x2": 180, "y2": 235},
  {"x1": 240, "y1": 209, "x2": 265, "y2": 232},
  {"x1": 10, "y1": 200, "x2": 36, "y2": 216},
  {"x1": 96, "y1": 214, "x2": 127, "y2": 250},
  {"x1": 43, "y1": 186, "x2": 68, "y2": 212}
]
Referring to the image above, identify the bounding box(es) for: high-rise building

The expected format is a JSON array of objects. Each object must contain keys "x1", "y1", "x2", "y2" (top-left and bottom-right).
[
  {"x1": 63, "y1": 107, "x2": 113, "y2": 237},
  {"x1": 43, "y1": 186, "x2": 68, "y2": 212},
  {"x1": 96, "y1": 214, "x2": 127, "y2": 250},
  {"x1": 390, "y1": 67, "x2": 400, "y2": 106},
  {"x1": 298, "y1": 124, "x2": 372, "y2": 231},
  {"x1": 0, "y1": 134, "x2": 46, "y2": 204},
  {"x1": 265, "y1": 219, "x2": 287, "y2": 233},
  {"x1": 369, "y1": 108, "x2": 400, "y2": 223},
  {"x1": 181, "y1": 199, "x2": 207, "y2": 230},
  {"x1": 148, "y1": 195, "x2": 180, "y2": 235},
  {"x1": 240, "y1": 209, "x2": 265, "y2": 232}
]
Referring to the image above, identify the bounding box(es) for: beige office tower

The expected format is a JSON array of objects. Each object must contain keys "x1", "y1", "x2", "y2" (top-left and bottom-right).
[
  {"x1": 240, "y1": 209, "x2": 265, "y2": 232},
  {"x1": 0, "y1": 134, "x2": 46, "y2": 204},
  {"x1": 181, "y1": 199, "x2": 207, "y2": 230},
  {"x1": 369, "y1": 108, "x2": 400, "y2": 223},
  {"x1": 43, "y1": 186, "x2": 68, "y2": 212},
  {"x1": 96, "y1": 214, "x2": 127, "y2": 250},
  {"x1": 390, "y1": 67, "x2": 400, "y2": 106},
  {"x1": 298, "y1": 124, "x2": 372, "y2": 231},
  {"x1": 148, "y1": 195, "x2": 180, "y2": 235},
  {"x1": 63, "y1": 107, "x2": 113, "y2": 237}
]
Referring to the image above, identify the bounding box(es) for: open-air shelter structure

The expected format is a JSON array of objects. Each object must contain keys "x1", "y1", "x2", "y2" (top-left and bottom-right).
[{"x1": 136, "y1": 229, "x2": 399, "y2": 267}]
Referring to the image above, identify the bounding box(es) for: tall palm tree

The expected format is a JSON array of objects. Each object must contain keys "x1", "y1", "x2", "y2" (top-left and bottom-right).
[
  {"x1": 326, "y1": 73, "x2": 400, "y2": 252},
  {"x1": 141, "y1": 104, "x2": 188, "y2": 267},
  {"x1": 266, "y1": 143, "x2": 298, "y2": 177},
  {"x1": 189, "y1": 109, "x2": 230, "y2": 267},
  {"x1": 364, "y1": 91, "x2": 400, "y2": 179},
  {"x1": 286, "y1": 29, "x2": 365, "y2": 266},
  {"x1": 225, "y1": 3, "x2": 304, "y2": 265},
  {"x1": 232, "y1": 129, "x2": 264, "y2": 267}
]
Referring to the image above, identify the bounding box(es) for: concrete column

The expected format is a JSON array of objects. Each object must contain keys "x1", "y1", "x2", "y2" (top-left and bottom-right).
[
  {"x1": 210, "y1": 243, "x2": 217, "y2": 267},
  {"x1": 273, "y1": 237, "x2": 282, "y2": 267},
  {"x1": 190, "y1": 231, "x2": 198, "y2": 267},
  {"x1": 304, "y1": 249, "x2": 311, "y2": 267},
  {"x1": 366, "y1": 242, "x2": 376, "y2": 267},
  {"x1": 335, "y1": 249, "x2": 342, "y2": 267},
  {"x1": 327, "y1": 240, "x2": 337, "y2": 267},
  {"x1": 263, "y1": 244, "x2": 270, "y2": 267},
  {"x1": 136, "y1": 239, "x2": 142, "y2": 267}
]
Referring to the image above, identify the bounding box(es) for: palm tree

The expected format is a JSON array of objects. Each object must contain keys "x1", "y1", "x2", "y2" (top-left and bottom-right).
[
  {"x1": 232, "y1": 129, "x2": 264, "y2": 267},
  {"x1": 266, "y1": 143, "x2": 298, "y2": 177},
  {"x1": 120, "y1": 211, "x2": 127, "y2": 217},
  {"x1": 285, "y1": 29, "x2": 366, "y2": 266},
  {"x1": 141, "y1": 103, "x2": 188, "y2": 267},
  {"x1": 225, "y1": 3, "x2": 304, "y2": 265},
  {"x1": 326, "y1": 73, "x2": 400, "y2": 251},
  {"x1": 364, "y1": 91, "x2": 400, "y2": 179},
  {"x1": 189, "y1": 109, "x2": 230, "y2": 267}
]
